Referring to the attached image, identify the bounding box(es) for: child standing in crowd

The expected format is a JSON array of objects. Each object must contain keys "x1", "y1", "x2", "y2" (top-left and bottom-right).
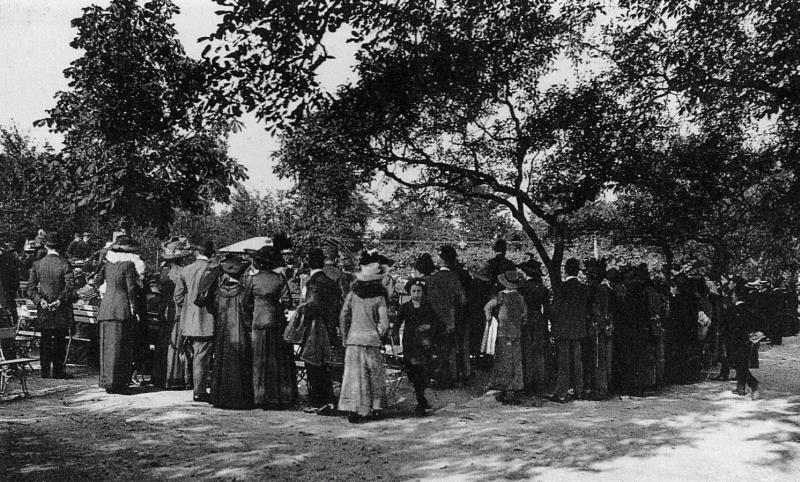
[
  {"x1": 392, "y1": 278, "x2": 438, "y2": 416},
  {"x1": 484, "y1": 269, "x2": 527, "y2": 405}
]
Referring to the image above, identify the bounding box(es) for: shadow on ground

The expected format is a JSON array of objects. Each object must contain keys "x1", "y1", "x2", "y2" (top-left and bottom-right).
[{"x1": 2, "y1": 339, "x2": 800, "y2": 482}]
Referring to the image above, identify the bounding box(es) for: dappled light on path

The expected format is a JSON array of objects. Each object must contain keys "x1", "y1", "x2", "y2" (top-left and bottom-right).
[{"x1": 2, "y1": 338, "x2": 800, "y2": 481}]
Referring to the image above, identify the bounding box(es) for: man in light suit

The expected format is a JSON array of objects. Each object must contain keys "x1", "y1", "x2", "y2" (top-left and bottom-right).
[
  {"x1": 549, "y1": 258, "x2": 591, "y2": 402},
  {"x1": 27, "y1": 232, "x2": 75, "y2": 379},
  {"x1": 174, "y1": 240, "x2": 216, "y2": 402}
]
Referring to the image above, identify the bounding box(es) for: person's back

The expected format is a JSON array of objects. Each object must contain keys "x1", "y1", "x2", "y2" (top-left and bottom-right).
[
  {"x1": 176, "y1": 257, "x2": 213, "y2": 337},
  {"x1": 426, "y1": 269, "x2": 466, "y2": 333},
  {"x1": 249, "y1": 269, "x2": 286, "y2": 329},
  {"x1": 550, "y1": 277, "x2": 591, "y2": 340}
]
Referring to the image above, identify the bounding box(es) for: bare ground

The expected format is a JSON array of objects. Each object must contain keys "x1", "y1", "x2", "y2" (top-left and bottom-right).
[{"x1": 2, "y1": 338, "x2": 799, "y2": 482}]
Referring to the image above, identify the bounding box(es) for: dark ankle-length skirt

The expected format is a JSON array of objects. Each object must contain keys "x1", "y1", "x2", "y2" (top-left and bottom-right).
[
  {"x1": 99, "y1": 319, "x2": 133, "y2": 390},
  {"x1": 151, "y1": 319, "x2": 186, "y2": 389},
  {"x1": 252, "y1": 327, "x2": 297, "y2": 407}
]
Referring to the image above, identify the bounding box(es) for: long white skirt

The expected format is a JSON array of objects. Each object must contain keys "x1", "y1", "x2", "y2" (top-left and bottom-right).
[{"x1": 338, "y1": 345, "x2": 387, "y2": 416}]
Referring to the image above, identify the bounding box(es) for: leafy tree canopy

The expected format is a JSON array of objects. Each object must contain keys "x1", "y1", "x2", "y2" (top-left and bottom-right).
[{"x1": 39, "y1": 0, "x2": 246, "y2": 236}]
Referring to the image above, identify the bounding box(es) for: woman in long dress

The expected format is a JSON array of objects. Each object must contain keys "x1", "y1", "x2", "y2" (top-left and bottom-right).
[
  {"x1": 94, "y1": 235, "x2": 140, "y2": 395},
  {"x1": 151, "y1": 237, "x2": 191, "y2": 389},
  {"x1": 244, "y1": 246, "x2": 297, "y2": 409},
  {"x1": 211, "y1": 256, "x2": 254, "y2": 409},
  {"x1": 338, "y1": 252, "x2": 390, "y2": 423},
  {"x1": 483, "y1": 270, "x2": 526, "y2": 405}
]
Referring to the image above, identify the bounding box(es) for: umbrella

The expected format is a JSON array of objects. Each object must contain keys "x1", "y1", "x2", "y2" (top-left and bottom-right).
[{"x1": 218, "y1": 236, "x2": 272, "y2": 253}]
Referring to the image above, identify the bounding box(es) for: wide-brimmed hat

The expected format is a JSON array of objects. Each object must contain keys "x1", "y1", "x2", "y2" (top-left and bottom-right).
[
  {"x1": 414, "y1": 253, "x2": 436, "y2": 276},
  {"x1": 162, "y1": 236, "x2": 192, "y2": 260},
  {"x1": 194, "y1": 240, "x2": 215, "y2": 257},
  {"x1": 517, "y1": 253, "x2": 543, "y2": 277},
  {"x1": 245, "y1": 245, "x2": 277, "y2": 269},
  {"x1": 221, "y1": 255, "x2": 249, "y2": 277},
  {"x1": 43, "y1": 232, "x2": 60, "y2": 247},
  {"x1": 82, "y1": 232, "x2": 92, "y2": 237},
  {"x1": 110, "y1": 235, "x2": 140, "y2": 253},
  {"x1": 356, "y1": 251, "x2": 386, "y2": 281},
  {"x1": 498, "y1": 269, "x2": 522, "y2": 289}
]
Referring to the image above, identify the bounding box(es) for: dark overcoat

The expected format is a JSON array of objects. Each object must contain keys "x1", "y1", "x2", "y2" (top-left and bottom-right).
[
  {"x1": 550, "y1": 278, "x2": 591, "y2": 340},
  {"x1": 27, "y1": 254, "x2": 74, "y2": 329}
]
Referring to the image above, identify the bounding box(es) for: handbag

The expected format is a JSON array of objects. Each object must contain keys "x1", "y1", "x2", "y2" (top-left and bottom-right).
[{"x1": 283, "y1": 305, "x2": 308, "y2": 344}]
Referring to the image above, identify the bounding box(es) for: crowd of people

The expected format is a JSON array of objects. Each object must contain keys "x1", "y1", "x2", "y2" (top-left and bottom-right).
[{"x1": 2, "y1": 230, "x2": 797, "y2": 422}]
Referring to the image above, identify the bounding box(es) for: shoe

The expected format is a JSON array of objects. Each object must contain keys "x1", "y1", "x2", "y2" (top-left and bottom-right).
[
  {"x1": 368, "y1": 410, "x2": 383, "y2": 421},
  {"x1": 53, "y1": 373, "x2": 74, "y2": 380},
  {"x1": 193, "y1": 394, "x2": 211, "y2": 403},
  {"x1": 106, "y1": 387, "x2": 130, "y2": 395},
  {"x1": 549, "y1": 394, "x2": 571, "y2": 404},
  {"x1": 414, "y1": 404, "x2": 427, "y2": 416},
  {"x1": 347, "y1": 412, "x2": 365, "y2": 424},
  {"x1": 41, "y1": 372, "x2": 51, "y2": 379},
  {"x1": 711, "y1": 375, "x2": 729, "y2": 382},
  {"x1": 732, "y1": 388, "x2": 747, "y2": 396}
]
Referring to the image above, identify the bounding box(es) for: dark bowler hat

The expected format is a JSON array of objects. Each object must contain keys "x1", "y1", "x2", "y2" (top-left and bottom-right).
[
  {"x1": 43, "y1": 232, "x2": 60, "y2": 247},
  {"x1": 194, "y1": 240, "x2": 215, "y2": 257},
  {"x1": 493, "y1": 238, "x2": 507, "y2": 253},
  {"x1": 439, "y1": 244, "x2": 458, "y2": 263},
  {"x1": 306, "y1": 247, "x2": 325, "y2": 266},
  {"x1": 517, "y1": 252, "x2": 543, "y2": 276},
  {"x1": 414, "y1": 253, "x2": 436, "y2": 276}
]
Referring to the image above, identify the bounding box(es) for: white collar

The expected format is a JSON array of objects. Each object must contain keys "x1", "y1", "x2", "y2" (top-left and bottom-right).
[
  {"x1": 735, "y1": 300, "x2": 744, "y2": 305},
  {"x1": 439, "y1": 267, "x2": 450, "y2": 271},
  {"x1": 310, "y1": 268, "x2": 323, "y2": 277},
  {"x1": 196, "y1": 254, "x2": 209, "y2": 261},
  {"x1": 46, "y1": 248, "x2": 59, "y2": 256},
  {"x1": 565, "y1": 276, "x2": 578, "y2": 281}
]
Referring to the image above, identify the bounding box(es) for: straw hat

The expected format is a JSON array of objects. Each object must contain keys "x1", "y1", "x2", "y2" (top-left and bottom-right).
[
  {"x1": 356, "y1": 251, "x2": 386, "y2": 281},
  {"x1": 109, "y1": 235, "x2": 140, "y2": 253},
  {"x1": 498, "y1": 269, "x2": 522, "y2": 289}
]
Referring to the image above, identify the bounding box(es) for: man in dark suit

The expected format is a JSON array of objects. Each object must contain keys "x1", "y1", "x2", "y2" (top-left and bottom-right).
[
  {"x1": 26, "y1": 232, "x2": 75, "y2": 378},
  {"x1": 549, "y1": 258, "x2": 591, "y2": 402},
  {"x1": 175, "y1": 240, "x2": 216, "y2": 402},
  {"x1": 301, "y1": 247, "x2": 343, "y2": 413}
]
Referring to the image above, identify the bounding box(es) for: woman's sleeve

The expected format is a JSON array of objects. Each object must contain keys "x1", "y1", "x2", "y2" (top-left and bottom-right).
[
  {"x1": 377, "y1": 296, "x2": 389, "y2": 337},
  {"x1": 339, "y1": 292, "x2": 353, "y2": 346},
  {"x1": 484, "y1": 296, "x2": 498, "y2": 322}
]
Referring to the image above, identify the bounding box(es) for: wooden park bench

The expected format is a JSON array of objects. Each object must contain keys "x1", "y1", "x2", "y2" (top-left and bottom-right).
[{"x1": 0, "y1": 326, "x2": 39, "y2": 397}]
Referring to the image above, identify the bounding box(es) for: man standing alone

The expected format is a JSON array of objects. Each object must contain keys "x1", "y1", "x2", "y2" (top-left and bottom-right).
[
  {"x1": 549, "y1": 258, "x2": 590, "y2": 402},
  {"x1": 27, "y1": 233, "x2": 75, "y2": 379},
  {"x1": 174, "y1": 240, "x2": 216, "y2": 402}
]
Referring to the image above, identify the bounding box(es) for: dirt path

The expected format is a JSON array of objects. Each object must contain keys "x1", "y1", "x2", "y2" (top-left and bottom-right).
[{"x1": 2, "y1": 338, "x2": 799, "y2": 482}]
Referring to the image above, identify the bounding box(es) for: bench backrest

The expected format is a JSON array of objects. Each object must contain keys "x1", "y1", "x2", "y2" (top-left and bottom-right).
[{"x1": 72, "y1": 303, "x2": 99, "y2": 324}]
